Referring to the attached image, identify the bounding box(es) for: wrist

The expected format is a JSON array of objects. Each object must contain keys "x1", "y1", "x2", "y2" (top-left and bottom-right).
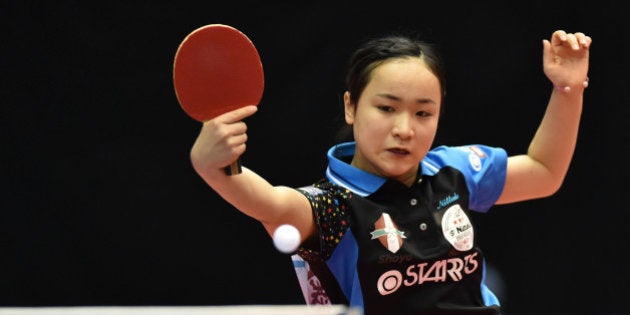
[{"x1": 553, "y1": 77, "x2": 589, "y2": 93}]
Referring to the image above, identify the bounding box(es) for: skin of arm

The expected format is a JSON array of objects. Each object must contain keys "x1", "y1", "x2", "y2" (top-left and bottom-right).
[
  {"x1": 497, "y1": 30, "x2": 591, "y2": 204},
  {"x1": 189, "y1": 105, "x2": 316, "y2": 240}
]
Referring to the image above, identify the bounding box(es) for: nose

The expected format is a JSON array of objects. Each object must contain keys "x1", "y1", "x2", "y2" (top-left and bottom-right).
[{"x1": 391, "y1": 114, "x2": 414, "y2": 140}]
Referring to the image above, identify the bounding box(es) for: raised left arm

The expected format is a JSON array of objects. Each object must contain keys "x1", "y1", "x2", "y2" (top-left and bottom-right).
[{"x1": 497, "y1": 30, "x2": 592, "y2": 204}]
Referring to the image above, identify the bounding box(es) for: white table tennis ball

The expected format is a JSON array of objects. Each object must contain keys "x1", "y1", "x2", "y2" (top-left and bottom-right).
[{"x1": 273, "y1": 224, "x2": 301, "y2": 254}]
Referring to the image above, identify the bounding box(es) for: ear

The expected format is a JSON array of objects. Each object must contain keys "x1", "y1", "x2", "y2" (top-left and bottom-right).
[{"x1": 343, "y1": 91, "x2": 355, "y2": 125}]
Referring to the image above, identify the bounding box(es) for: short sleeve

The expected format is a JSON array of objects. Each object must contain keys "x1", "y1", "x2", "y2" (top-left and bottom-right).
[{"x1": 424, "y1": 145, "x2": 508, "y2": 212}]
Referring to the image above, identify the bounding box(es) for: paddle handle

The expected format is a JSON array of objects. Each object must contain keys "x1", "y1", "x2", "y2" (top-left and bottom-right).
[{"x1": 224, "y1": 159, "x2": 242, "y2": 175}]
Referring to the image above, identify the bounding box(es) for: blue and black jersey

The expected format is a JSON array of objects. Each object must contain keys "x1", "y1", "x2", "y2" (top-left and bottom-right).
[{"x1": 296, "y1": 142, "x2": 507, "y2": 315}]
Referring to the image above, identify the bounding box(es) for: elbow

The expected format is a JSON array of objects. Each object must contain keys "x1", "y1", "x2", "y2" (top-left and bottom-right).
[{"x1": 540, "y1": 174, "x2": 566, "y2": 197}]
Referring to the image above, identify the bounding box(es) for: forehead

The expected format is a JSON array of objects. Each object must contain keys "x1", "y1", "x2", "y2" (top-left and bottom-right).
[{"x1": 367, "y1": 57, "x2": 441, "y2": 96}]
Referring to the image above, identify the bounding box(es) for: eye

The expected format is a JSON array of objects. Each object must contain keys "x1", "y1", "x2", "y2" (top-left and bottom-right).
[
  {"x1": 416, "y1": 110, "x2": 431, "y2": 117},
  {"x1": 377, "y1": 105, "x2": 394, "y2": 112}
]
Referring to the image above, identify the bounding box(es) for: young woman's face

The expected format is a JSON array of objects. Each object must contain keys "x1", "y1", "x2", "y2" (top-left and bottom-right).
[{"x1": 344, "y1": 57, "x2": 441, "y2": 185}]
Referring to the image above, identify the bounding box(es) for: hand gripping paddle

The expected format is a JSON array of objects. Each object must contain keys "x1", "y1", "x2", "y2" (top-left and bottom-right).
[{"x1": 173, "y1": 24, "x2": 264, "y2": 175}]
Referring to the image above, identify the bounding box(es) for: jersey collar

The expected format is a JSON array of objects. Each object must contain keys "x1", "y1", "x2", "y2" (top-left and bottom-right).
[{"x1": 325, "y1": 142, "x2": 386, "y2": 197}]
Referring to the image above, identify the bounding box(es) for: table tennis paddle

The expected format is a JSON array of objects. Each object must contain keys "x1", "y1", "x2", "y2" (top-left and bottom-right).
[{"x1": 173, "y1": 24, "x2": 264, "y2": 175}]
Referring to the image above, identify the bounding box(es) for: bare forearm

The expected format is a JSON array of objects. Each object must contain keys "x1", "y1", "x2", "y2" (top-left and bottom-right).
[
  {"x1": 196, "y1": 166, "x2": 313, "y2": 235},
  {"x1": 198, "y1": 167, "x2": 281, "y2": 221}
]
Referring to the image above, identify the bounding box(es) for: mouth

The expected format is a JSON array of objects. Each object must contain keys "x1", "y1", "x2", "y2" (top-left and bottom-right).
[{"x1": 387, "y1": 148, "x2": 410, "y2": 155}]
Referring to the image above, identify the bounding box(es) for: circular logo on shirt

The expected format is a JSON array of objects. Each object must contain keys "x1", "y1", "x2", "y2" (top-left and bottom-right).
[
  {"x1": 468, "y1": 153, "x2": 482, "y2": 172},
  {"x1": 441, "y1": 204, "x2": 474, "y2": 251}
]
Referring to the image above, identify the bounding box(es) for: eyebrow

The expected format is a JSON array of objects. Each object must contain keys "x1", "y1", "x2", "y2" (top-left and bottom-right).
[{"x1": 376, "y1": 93, "x2": 437, "y2": 105}]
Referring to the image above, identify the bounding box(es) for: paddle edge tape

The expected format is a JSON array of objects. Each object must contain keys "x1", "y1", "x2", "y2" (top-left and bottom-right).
[{"x1": 173, "y1": 24, "x2": 264, "y2": 122}]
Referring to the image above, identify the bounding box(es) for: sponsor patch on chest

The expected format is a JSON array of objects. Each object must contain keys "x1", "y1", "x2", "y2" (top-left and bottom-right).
[{"x1": 441, "y1": 204, "x2": 474, "y2": 251}]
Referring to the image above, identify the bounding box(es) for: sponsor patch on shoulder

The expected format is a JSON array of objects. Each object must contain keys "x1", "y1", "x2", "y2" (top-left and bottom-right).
[{"x1": 468, "y1": 145, "x2": 486, "y2": 158}]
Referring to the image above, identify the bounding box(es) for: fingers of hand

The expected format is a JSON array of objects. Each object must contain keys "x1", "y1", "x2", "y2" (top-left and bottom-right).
[
  {"x1": 191, "y1": 105, "x2": 255, "y2": 173},
  {"x1": 203, "y1": 118, "x2": 248, "y2": 145},
  {"x1": 551, "y1": 30, "x2": 567, "y2": 46},
  {"x1": 553, "y1": 30, "x2": 591, "y2": 50},
  {"x1": 545, "y1": 30, "x2": 592, "y2": 93},
  {"x1": 196, "y1": 119, "x2": 249, "y2": 168},
  {"x1": 218, "y1": 105, "x2": 258, "y2": 124},
  {"x1": 574, "y1": 32, "x2": 591, "y2": 47}
]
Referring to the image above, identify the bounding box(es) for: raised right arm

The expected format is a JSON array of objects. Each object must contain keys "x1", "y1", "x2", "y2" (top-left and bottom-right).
[{"x1": 189, "y1": 105, "x2": 316, "y2": 241}]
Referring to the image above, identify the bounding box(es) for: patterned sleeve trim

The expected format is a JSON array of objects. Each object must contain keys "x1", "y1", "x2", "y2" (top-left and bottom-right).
[{"x1": 298, "y1": 181, "x2": 353, "y2": 259}]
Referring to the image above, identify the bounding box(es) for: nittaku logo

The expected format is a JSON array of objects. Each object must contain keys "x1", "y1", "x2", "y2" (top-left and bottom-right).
[{"x1": 436, "y1": 193, "x2": 459, "y2": 210}]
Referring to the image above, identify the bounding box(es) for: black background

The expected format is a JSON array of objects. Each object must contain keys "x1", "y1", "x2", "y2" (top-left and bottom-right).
[{"x1": 3, "y1": 1, "x2": 629, "y2": 314}]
